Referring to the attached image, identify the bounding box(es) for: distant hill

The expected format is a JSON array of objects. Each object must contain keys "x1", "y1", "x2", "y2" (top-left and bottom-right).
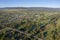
[{"x1": 0, "y1": 7, "x2": 60, "y2": 11}]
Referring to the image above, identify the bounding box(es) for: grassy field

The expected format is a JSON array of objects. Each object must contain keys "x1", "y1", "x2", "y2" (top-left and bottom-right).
[{"x1": 0, "y1": 8, "x2": 60, "y2": 40}]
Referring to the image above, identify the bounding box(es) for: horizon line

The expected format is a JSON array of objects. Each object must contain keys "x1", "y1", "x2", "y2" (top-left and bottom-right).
[{"x1": 0, "y1": 6, "x2": 60, "y2": 8}]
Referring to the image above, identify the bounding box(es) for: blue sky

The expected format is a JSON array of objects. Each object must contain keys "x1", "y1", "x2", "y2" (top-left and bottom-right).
[{"x1": 0, "y1": 0, "x2": 60, "y2": 8}]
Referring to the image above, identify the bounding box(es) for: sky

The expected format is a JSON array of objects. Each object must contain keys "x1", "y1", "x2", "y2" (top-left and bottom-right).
[{"x1": 0, "y1": 0, "x2": 60, "y2": 8}]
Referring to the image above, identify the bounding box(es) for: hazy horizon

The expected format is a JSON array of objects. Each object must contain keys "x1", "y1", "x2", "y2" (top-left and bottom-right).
[{"x1": 0, "y1": 0, "x2": 60, "y2": 8}]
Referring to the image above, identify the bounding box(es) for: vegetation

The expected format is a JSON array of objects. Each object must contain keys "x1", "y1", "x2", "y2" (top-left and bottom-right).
[{"x1": 0, "y1": 8, "x2": 60, "y2": 40}]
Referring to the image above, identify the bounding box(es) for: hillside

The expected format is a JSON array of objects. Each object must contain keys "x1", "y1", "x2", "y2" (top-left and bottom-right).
[{"x1": 0, "y1": 7, "x2": 60, "y2": 40}]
